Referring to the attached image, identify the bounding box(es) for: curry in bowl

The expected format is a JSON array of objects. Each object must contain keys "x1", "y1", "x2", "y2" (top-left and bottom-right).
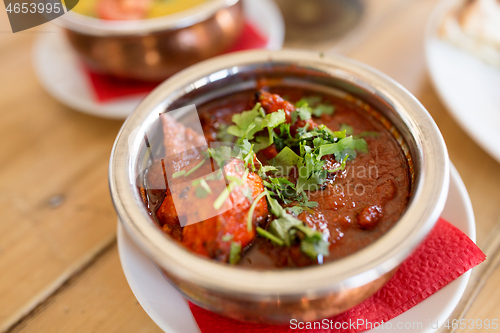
[
  {"x1": 110, "y1": 50, "x2": 449, "y2": 323},
  {"x1": 139, "y1": 86, "x2": 411, "y2": 268},
  {"x1": 72, "y1": 0, "x2": 207, "y2": 20}
]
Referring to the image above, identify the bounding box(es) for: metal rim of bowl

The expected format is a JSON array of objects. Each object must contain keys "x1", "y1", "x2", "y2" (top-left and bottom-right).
[
  {"x1": 55, "y1": 0, "x2": 239, "y2": 36},
  {"x1": 109, "y1": 49, "x2": 450, "y2": 300}
]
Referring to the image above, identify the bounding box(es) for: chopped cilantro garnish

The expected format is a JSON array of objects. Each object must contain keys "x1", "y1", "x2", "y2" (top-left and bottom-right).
[
  {"x1": 312, "y1": 104, "x2": 335, "y2": 117},
  {"x1": 356, "y1": 131, "x2": 380, "y2": 138},
  {"x1": 257, "y1": 165, "x2": 278, "y2": 179},
  {"x1": 229, "y1": 242, "x2": 242, "y2": 265},
  {"x1": 227, "y1": 103, "x2": 263, "y2": 139},
  {"x1": 257, "y1": 192, "x2": 330, "y2": 259},
  {"x1": 173, "y1": 157, "x2": 208, "y2": 179},
  {"x1": 295, "y1": 96, "x2": 335, "y2": 118},
  {"x1": 340, "y1": 124, "x2": 354, "y2": 136},
  {"x1": 213, "y1": 170, "x2": 248, "y2": 210},
  {"x1": 239, "y1": 140, "x2": 256, "y2": 170},
  {"x1": 216, "y1": 123, "x2": 234, "y2": 142},
  {"x1": 213, "y1": 181, "x2": 238, "y2": 210},
  {"x1": 227, "y1": 103, "x2": 286, "y2": 142},
  {"x1": 211, "y1": 93, "x2": 371, "y2": 261},
  {"x1": 221, "y1": 234, "x2": 233, "y2": 242},
  {"x1": 253, "y1": 135, "x2": 271, "y2": 153},
  {"x1": 340, "y1": 124, "x2": 381, "y2": 139},
  {"x1": 268, "y1": 213, "x2": 303, "y2": 246},
  {"x1": 292, "y1": 102, "x2": 312, "y2": 121},
  {"x1": 264, "y1": 177, "x2": 317, "y2": 211},
  {"x1": 192, "y1": 177, "x2": 213, "y2": 199},
  {"x1": 199, "y1": 178, "x2": 211, "y2": 193},
  {"x1": 328, "y1": 154, "x2": 349, "y2": 173},
  {"x1": 285, "y1": 205, "x2": 315, "y2": 215},
  {"x1": 273, "y1": 146, "x2": 303, "y2": 167},
  {"x1": 256, "y1": 227, "x2": 284, "y2": 246},
  {"x1": 318, "y1": 136, "x2": 368, "y2": 161},
  {"x1": 246, "y1": 191, "x2": 267, "y2": 232},
  {"x1": 207, "y1": 146, "x2": 232, "y2": 169},
  {"x1": 264, "y1": 177, "x2": 296, "y2": 203},
  {"x1": 262, "y1": 110, "x2": 287, "y2": 144},
  {"x1": 205, "y1": 169, "x2": 223, "y2": 181},
  {"x1": 298, "y1": 225, "x2": 330, "y2": 258},
  {"x1": 194, "y1": 186, "x2": 208, "y2": 199},
  {"x1": 194, "y1": 181, "x2": 211, "y2": 198},
  {"x1": 286, "y1": 206, "x2": 305, "y2": 215}
]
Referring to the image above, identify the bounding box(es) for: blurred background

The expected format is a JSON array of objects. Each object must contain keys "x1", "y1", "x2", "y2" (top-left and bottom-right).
[{"x1": 0, "y1": 0, "x2": 499, "y2": 332}]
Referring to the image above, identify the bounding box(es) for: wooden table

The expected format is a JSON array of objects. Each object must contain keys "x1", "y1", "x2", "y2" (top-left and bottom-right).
[{"x1": 1, "y1": 0, "x2": 499, "y2": 332}]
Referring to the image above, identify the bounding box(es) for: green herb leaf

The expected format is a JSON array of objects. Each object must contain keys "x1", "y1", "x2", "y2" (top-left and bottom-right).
[
  {"x1": 213, "y1": 181, "x2": 238, "y2": 210},
  {"x1": 194, "y1": 186, "x2": 208, "y2": 199},
  {"x1": 199, "y1": 179, "x2": 212, "y2": 195},
  {"x1": 257, "y1": 165, "x2": 278, "y2": 179},
  {"x1": 194, "y1": 179, "x2": 212, "y2": 199},
  {"x1": 296, "y1": 96, "x2": 321, "y2": 106},
  {"x1": 262, "y1": 109, "x2": 287, "y2": 129},
  {"x1": 229, "y1": 242, "x2": 242, "y2": 265},
  {"x1": 300, "y1": 235, "x2": 330, "y2": 259},
  {"x1": 296, "y1": 105, "x2": 312, "y2": 121},
  {"x1": 296, "y1": 153, "x2": 328, "y2": 193},
  {"x1": 312, "y1": 104, "x2": 335, "y2": 117},
  {"x1": 302, "y1": 200, "x2": 318, "y2": 208},
  {"x1": 286, "y1": 206, "x2": 304, "y2": 215},
  {"x1": 227, "y1": 105, "x2": 286, "y2": 144},
  {"x1": 328, "y1": 154, "x2": 349, "y2": 173},
  {"x1": 273, "y1": 146, "x2": 303, "y2": 167},
  {"x1": 216, "y1": 123, "x2": 234, "y2": 142},
  {"x1": 268, "y1": 214, "x2": 303, "y2": 246},
  {"x1": 172, "y1": 170, "x2": 186, "y2": 178},
  {"x1": 205, "y1": 169, "x2": 223, "y2": 181},
  {"x1": 222, "y1": 234, "x2": 233, "y2": 242},
  {"x1": 207, "y1": 146, "x2": 232, "y2": 169},
  {"x1": 256, "y1": 227, "x2": 284, "y2": 246},
  {"x1": 318, "y1": 136, "x2": 368, "y2": 161},
  {"x1": 227, "y1": 103, "x2": 262, "y2": 140},
  {"x1": 253, "y1": 135, "x2": 271, "y2": 153},
  {"x1": 356, "y1": 131, "x2": 380, "y2": 138},
  {"x1": 246, "y1": 191, "x2": 267, "y2": 231},
  {"x1": 265, "y1": 191, "x2": 285, "y2": 217},
  {"x1": 263, "y1": 110, "x2": 286, "y2": 144},
  {"x1": 340, "y1": 124, "x2": 354, "y2": 136},
  {"x1": 264, "y1": 177, "x2": 296, "y2": 204},
  {"x1": 296, "y1": 97, "x2": 335, "y2": 117},
  {"x1": 263, "y1": 191, "x2": 330, "y2": 258}
]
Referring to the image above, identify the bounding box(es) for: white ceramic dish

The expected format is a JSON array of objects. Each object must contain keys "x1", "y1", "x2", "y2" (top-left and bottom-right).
[
  {"x1": 32, "y1": 0, "x2": 284, "y2": 120},
  {"x1": 425, "y1": 0, "x2": 500, "y2": 164},
  {"x1": 117, "y1": 163, "x2": 475, "y2": 333}
]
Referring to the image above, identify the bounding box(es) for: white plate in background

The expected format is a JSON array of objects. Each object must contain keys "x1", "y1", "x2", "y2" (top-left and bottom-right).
[
  {"x1": 33, "y1": 0, "x2": 284, "y2": 120},
  {"x1": 425, "y1": 0, "x2": 500, "y2": 164},
  {"x1": 117, "y1": 164, "x2": 475, "y2": 333}
]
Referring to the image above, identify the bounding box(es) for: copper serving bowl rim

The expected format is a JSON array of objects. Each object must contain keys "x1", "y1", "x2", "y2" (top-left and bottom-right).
[
  {"x1": 55, "y1": 0, "x2": 239, "y2": 36},
  {"x1": 109, "y1": 49, "x2": 450, "y2": 300}
]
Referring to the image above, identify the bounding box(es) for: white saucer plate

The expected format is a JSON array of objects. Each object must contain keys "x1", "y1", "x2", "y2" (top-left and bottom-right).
[
  {"x1": 425, "y1": 0, "x2": 500, "y2": 164},
  {"x1": 32, "y1": 0, "x2": 284, "y2": 119},
  {"x1": 117, "y1": 163, "x2": 475, "y2": 333}
]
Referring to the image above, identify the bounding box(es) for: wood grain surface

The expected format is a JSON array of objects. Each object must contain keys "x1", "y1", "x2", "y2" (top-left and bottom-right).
[{"x1": 0, "y1": 0, "x2": 499, "y2": 332}]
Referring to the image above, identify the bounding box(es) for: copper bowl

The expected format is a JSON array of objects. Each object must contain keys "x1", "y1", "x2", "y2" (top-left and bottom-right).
[
  {"x1": 109, "y1": 50, "x2": 450, "y2": 324},
  {"x1": 56, "y1": 0, "x2": 244, "y2": 81}
]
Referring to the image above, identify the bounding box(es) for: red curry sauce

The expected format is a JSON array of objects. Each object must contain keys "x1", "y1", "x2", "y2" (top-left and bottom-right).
[{"x1": 142, "y1": 87, "x2": 411, "y2": 268}]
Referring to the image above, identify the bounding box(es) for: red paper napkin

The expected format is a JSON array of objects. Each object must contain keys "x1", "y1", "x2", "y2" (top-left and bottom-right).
[
  {"x1": 83, "y1": 21, "x2": 269, "y2": 103},
  {"x1": 189, "y1": 218, "x2": 486, "y2": 333}
]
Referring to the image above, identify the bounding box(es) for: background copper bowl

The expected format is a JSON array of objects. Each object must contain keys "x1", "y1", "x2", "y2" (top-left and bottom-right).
[
  {"x1": 109, "y1": 50, "x2": 450, "y2": 324},
  {"x1": 56, "y1": 0, "x2": 244, "y2": 81}
]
